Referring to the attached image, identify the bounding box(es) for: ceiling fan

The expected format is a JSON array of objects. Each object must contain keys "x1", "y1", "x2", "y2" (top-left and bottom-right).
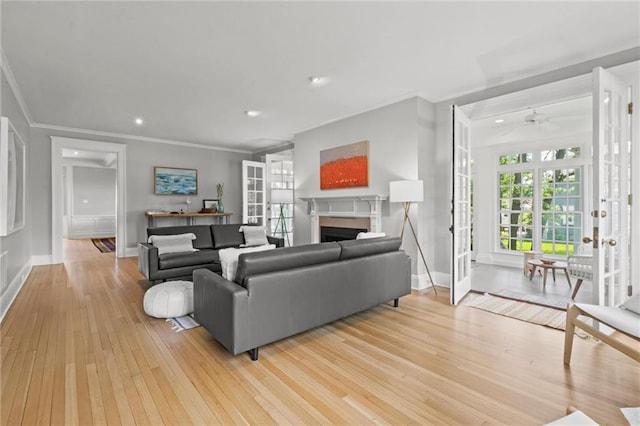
[{"x1": 523, "y1": 109, "x2": 550, "y2": 126}]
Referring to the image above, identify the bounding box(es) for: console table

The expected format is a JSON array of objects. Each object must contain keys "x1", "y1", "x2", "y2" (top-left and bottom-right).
[{"x1": 145, "y1": 212, "x2": 233, "y2": 227}]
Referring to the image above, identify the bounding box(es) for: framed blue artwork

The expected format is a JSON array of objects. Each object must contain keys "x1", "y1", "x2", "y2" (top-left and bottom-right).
[{"x1": 154, "y1": 166, "x2": 198, "y2": 195}]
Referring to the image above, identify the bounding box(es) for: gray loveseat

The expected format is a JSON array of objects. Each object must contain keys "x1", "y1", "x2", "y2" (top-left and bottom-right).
[
  {"x1": 138, "y1": 224, "x2": 284, "y2": 283},
  {"x1": 193, "y1": 236, "x2": 411, "y2": 361}
]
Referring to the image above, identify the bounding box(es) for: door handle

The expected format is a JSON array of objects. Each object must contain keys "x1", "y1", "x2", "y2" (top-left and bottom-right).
[
  {"x1": 582, "y1": 236, "x2": 593, "y2": 244},
  {"x1": 605, "y1": 239, "x2": 617, "y2": 247}
]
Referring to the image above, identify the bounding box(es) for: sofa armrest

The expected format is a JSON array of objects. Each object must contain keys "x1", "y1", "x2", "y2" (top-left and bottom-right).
[
  {"x1": 267, "y1": 235, "x2": 285, "y2": 248},
  {"x1": 137, "y1": 243, "x2": 159, "y2": 281},
  {"x1": 193, "y1": 269, "x2": 250, "y2": 355}
]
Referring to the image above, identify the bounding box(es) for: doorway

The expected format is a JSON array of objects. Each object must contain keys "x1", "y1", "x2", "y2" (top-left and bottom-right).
[
  {"x1": 451, "y1": 62, "x2": 639, "y2": 306},
  {"x1": 51, "y1": 137, "x2": 126, "y2": 263},
  {"x1": 61, "y1": 149, "x2": 118, "y2": 257}
]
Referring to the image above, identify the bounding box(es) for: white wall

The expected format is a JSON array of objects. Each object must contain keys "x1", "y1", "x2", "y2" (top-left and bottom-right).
[
  {"x1": 293, "y1": 97, "x2": 439, "y2": 286},
  {"x1": 72, "y1": 166, "x2": 116, "y2": 216},
  {"x1": 63, "y1": 165, "x2": 117, "y2": 238},
  {"x1": 0, "y1": 70, "x2": 32, "y2": 321}
]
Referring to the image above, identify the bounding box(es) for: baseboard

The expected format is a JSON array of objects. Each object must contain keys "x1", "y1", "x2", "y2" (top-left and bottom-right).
[
  {"x1": 0, "y1": 260, "x2": 31, "y2": 323},
  {"x1": 67, "y1": 232, "x2": 116, "y2": 239},
  {"x1": 31, "y1": 254, "x2": 54, "y2": 265},
  {"x1": 412, "y1": 271, "x2": 450, "y2": 290},
  {"x1": 475, "y1": 253, "x2": 493, "y2": 264},
  {"x1": 124, "y1": 247, "x2": 138, "y2": 258}
]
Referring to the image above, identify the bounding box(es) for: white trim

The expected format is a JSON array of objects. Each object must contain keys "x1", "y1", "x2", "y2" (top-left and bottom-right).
[
  {"x1": 300, "y1": 195, "x2": 387, "y2": 243},
  {"x1": 33, "y1": 122, "x2": 252, "y2": 154},
  {"x1": 31, "y1": 255, "x2": 53, "y2": 266},
  {"x1": 0, "y1": 260, "x2": 31, "y2": 323},
  {"x1": 0, "y1": 48, "x2": 34, "y2": 125},
  {"x1": 125, "y1": 247, "x2": 138, "y2": 258},
  {"x1": 412, "y1": 271, "x2": 450, "y2": 290},
  {"x1": 51, "y1": 137, "x2": 127, "y2": 263}
]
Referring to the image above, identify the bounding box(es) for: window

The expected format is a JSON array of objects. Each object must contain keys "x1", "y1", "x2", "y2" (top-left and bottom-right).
[
  {"x1": 541, "y1": 147, "x2": 581, "y2": 161},
  {"x1": 541, "y1": 168, "x2": 582, "y2": 255},
  {"x1": 499, "y1": 153, "x2": 533, "y2": 165},
  {"x1": 497, "y1": 147, "x2": 584, "y2": 256},
  {"x1": 499, "y1": 171, "x2": 533, "y2": 251}
]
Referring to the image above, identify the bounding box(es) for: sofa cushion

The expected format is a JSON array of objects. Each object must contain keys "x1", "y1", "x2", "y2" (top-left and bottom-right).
[
  {"x1": 211, "y1": 224, "x2": 246, "y2": 249},
  {"x1": 148, "y1": 233, "x2": 197, "y2": 255},
  {"x1": 147, "y1": 225, "x2": 214, "y2": 250},
  {"x1": 159, "y1": 249, "x2": 219, "y2": 270},
  {"x1": 234, "y1": 242, "x2": 341, "y2": 286},
  {"x1": 338, "y1": 236, "x2": 402, "y2": 260}
]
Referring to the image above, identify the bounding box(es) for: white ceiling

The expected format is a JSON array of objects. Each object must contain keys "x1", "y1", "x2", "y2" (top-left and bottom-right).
[{"x1": 2, "y1": 1, "x2": 639, "y2": 153}]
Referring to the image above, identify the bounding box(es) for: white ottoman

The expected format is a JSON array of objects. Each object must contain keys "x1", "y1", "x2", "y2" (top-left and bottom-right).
[{"x1": 143, "y1": 280, "x2": 194, "y2": 318}]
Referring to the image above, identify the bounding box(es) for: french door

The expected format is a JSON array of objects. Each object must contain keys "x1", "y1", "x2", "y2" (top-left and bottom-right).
[
  {"x1": 265, "y1": 154, "x2": 294, "y2": 245},
  {"x1": 451, "y1": 105, "x2": 472, "y2": 305},
  {"x1": 589, "y1": 67, "x2": 631, "y2": 306},
  {"x1": 242, "y1": 160, "x2": 266, "y2": 226}
]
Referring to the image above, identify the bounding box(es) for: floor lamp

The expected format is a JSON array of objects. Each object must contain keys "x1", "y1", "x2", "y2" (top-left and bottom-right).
[
  {"x1": 389, "y1": 180, "x2": 437, "y2": 294},
  {"x1": 271, "y1": 189, "x2": 293, "y2": 246}
]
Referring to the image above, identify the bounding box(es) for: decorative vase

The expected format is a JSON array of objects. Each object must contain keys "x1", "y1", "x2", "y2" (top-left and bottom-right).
[{"x1": 217, "y1": 201, "x2": 224, "y2": 213}]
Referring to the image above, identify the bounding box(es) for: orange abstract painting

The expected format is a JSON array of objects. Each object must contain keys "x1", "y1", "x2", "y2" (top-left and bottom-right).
[{"x1": 320, "y1": 140, "x2": 369, "y2": 189}]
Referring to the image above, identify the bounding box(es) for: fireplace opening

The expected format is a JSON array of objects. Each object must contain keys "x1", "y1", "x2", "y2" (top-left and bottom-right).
[{"x1": 320, "y1": 226, "x2": 368, "y2": 242}]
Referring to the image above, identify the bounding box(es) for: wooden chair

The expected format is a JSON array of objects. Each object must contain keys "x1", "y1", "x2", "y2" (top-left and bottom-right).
[
  {"x1": 566, "y1": 254, "x2": 592, "y2": 299},
  {"x1": 564, "y1": 302, "x2": 640, "y2": 364}
]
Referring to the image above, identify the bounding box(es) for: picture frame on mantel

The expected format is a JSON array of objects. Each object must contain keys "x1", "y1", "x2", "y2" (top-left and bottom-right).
[
  {"x1": 154, "y1": 166, "x2": 198, "y2": 195},
  {"x1": 0, "y1": 117, "x2": 26, "y2": 236}
]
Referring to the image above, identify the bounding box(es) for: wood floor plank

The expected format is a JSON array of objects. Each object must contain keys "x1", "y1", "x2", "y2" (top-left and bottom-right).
[{"x1": 1, "y1": 238, "x2": 638, "y2": 425}]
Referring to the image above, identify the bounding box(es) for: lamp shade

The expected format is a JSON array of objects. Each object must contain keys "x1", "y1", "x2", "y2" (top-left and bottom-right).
[
  {"x1": 389, "y1": 180, "x2": 424, "y2": 203},
  {"x1": 271, "y1": 189, "x2": 294, "y2": 204}
]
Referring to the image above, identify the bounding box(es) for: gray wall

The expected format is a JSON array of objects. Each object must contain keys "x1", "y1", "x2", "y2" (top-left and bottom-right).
[
  {"x1": 28, "y1": 128, "x2": 252, "y2": 256},
  {"x1": 72, "y1": 166, "x2": 116, "y2": 216},
  {"x1": 0, "y1": 71, "x2": 31, "y2": 308},
  {"x1": 293, "y1": 97, "x2": 438, "y2": 279}
]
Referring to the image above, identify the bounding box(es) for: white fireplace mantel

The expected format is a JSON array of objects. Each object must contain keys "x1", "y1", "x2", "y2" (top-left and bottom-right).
[{"x1": 300, "y1": 195, "x2": 387, "y2": 243}]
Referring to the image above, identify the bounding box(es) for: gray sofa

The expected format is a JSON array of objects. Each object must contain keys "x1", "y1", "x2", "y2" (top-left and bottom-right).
[
  {"x1": 138, "y1": 223, "x2": 284, "y2": 283},
  {"x1": 193, "y1": 236, "x2": 411, "y2": 361}
]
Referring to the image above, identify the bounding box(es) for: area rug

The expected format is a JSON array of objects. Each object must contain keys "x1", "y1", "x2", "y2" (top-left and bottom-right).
[
  {"x1": 492, "y1": 289, "x2": 573, "y2": 310},
  {"x1": 166, "y1": 314, "x2": 200, "y2": 332},
  {"x1": 91, "y1": 237, "x2": 116, "y2": 253},
  {"x1": 463, "y1": 293, "x2": 588, "y2": 338}
]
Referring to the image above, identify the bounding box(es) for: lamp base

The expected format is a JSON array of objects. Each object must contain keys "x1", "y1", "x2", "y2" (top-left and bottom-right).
[{"x1": 401, "y1": 202, "x2": 437, "y2": 294}]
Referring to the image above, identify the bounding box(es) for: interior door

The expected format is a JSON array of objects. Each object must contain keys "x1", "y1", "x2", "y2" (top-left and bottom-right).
[
  {"x1": 589, "y1": 67, "x2": 631, "y2": 307},
  {"x1": 242, "y1": 160, "x2": 266, "y2": 226},
  {"x1": 265, "y1": 154, "x2": 294, "y2": 245},
  {"x1": 451, "y1": 105, "x2": 472, "y2": 305}
]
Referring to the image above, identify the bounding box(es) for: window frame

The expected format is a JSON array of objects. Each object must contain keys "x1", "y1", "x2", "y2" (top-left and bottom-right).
[{"x1": 494, "y1": 144, "x2": 589, "y2": 257}]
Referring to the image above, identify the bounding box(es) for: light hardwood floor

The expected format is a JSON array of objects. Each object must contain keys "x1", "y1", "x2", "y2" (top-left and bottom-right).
[{"x1": 1, "y1": 239, "x2": 638, "y2": 425}]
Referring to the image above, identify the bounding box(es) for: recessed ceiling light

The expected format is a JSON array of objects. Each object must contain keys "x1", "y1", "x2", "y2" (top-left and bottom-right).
[
  {"x1": 134, "y1": 117, "x2": 144, "y2": 125},
  {"x1": 495, "y1": 119, "x2": 505, "y2": 123},
  {"x1": 245, "y1": 110, "x2": 261, "y2": 118},
  {"x1": 74, "y1": 151, "x2": 79, "y2": 155},
  {"x1": 309, "y1": 76, "x2": 322, "y2": 84}
]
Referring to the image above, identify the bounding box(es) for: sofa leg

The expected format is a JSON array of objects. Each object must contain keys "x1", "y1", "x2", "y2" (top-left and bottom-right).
[
  {"x1": 393, "y1": 298, "x2": 399, "y2": 308},
  {"x1": 249, "y1": 347, "x2": 259, "y2": 361}
]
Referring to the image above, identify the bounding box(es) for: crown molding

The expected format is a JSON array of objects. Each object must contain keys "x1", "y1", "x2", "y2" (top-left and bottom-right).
[
  {"x1": 30, "y1": 122, "x2": 253, "y2": 154},
  {"x1": 0, "y1": 47, "x2": 35, "y2": 125}
]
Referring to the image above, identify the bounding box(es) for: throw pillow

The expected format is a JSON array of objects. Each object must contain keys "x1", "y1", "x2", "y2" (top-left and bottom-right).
[
  {"x1": 239, "y1": 225, "x2": 269, "y2": 247},
  {"x1": 218, "y1": 244, "x2": 276, "y2": 281},
  {"x1": 356, "y1": 232, "x2": 386, "y2": 239},
  {"x1": 148, "y1": 233, "x2": 198, "y2": 255}
]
